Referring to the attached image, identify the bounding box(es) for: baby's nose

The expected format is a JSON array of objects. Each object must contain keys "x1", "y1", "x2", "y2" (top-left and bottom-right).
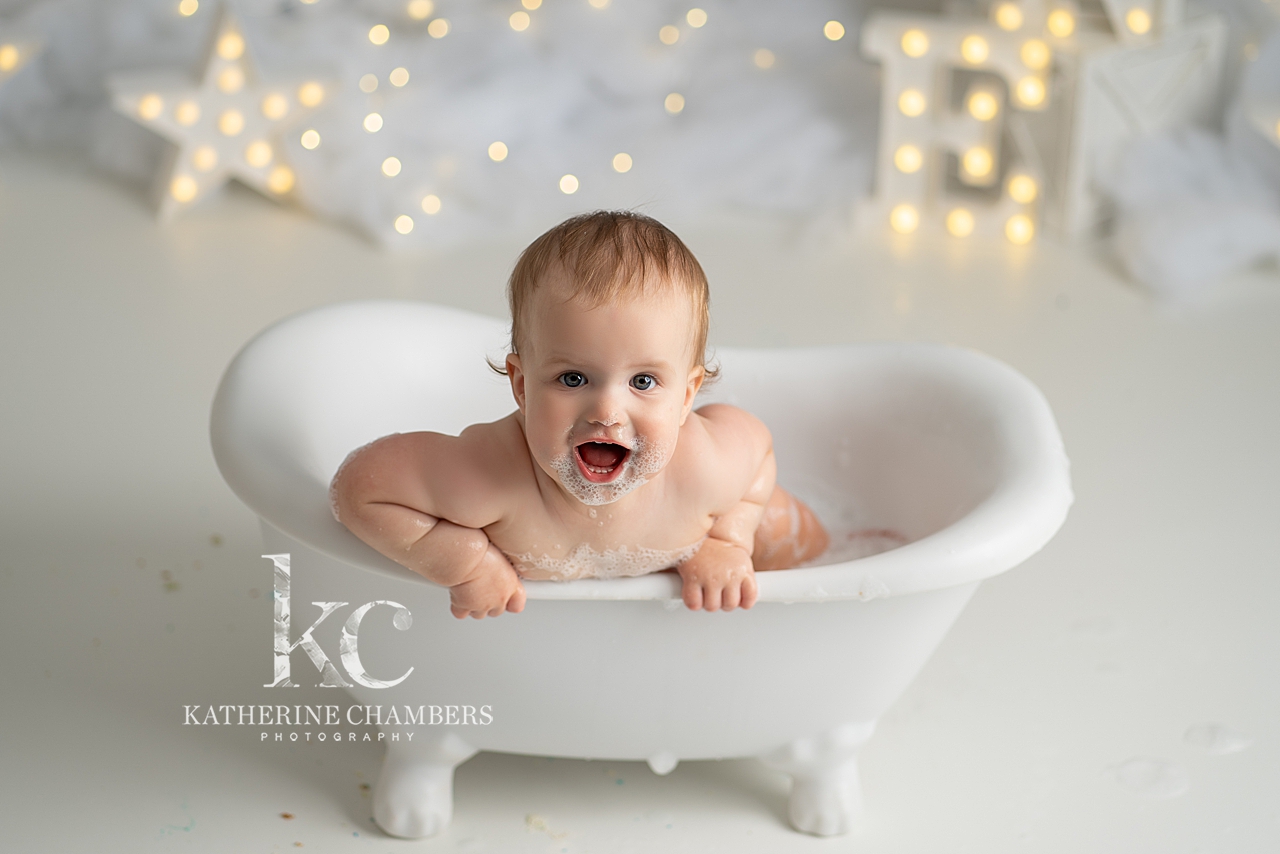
[{"x1": 585, "y1": 390, "x2": 625, "y2": 428}]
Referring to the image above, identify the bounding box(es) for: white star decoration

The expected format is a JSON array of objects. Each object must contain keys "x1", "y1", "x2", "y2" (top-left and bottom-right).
[{"x1": 110, "y1": 7, "x2": 329, "y2": 219}]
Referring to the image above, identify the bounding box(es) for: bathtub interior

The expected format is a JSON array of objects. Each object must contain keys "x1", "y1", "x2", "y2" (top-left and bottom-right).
[
  {"x1": 212, "y1": 300, "x2": 1070, "y2": 601},
  {"x1": 695, "y1": 347, "x2": 1007, "y2": 561}
]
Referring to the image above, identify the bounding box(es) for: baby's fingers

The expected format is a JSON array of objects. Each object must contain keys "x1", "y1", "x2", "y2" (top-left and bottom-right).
[
  {"x1": 702, "y1": 584, "x2": 723, "y2": 612},
  {"x1": 682, "y1": 577, "x2": 704, "y2": 611},
  {"x1": 506, "y1": 584, "x2": 526, "y2": 614},
  {"x1": 740, "y1": 574, "x2": 759, "y2": 609},
  {"x1": 720, "y1": 582, "x2": 741, "y2": 612}
]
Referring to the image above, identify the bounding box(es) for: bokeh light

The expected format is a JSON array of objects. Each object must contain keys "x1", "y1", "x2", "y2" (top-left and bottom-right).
[
  {"x1": 1047, "y1": 9, "x2": 1075, "y2": 37},
  {"x1": 1006, "y1": 214, "x2": 1035, "y2": 243},
  {"x1": 961, "y1": 35, "x2": 989, "y2": 64},
  {"x1": 946, "y1": 208, "x2": 975, "y2": 237},
  {"x1": 1008, "y1": 174, "x2": 1038, "y2": 204},
  {"x1": 900, "y1": 29, "x2": 928, "y2": 57},
  {"x1": 897, "y1": 89, "x2": 926, "y2": 117},
  {"x1": 995, "y1": 3, "x2": 1023, "y2": 30},
  {"x1": 893, "y1": 144, "x2": 923, "y2": 173},
  {"x1": 890, "y1": 204, "x2": 919, "y2": 234}
]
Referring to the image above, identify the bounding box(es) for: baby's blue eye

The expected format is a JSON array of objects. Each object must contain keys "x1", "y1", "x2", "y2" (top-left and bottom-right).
[
  {"x1": 631, "y1": 374, "x2": 656, "y2": 391},
  {"x1": 559, "y1": 372, "x2": 586, "y2": 388}
]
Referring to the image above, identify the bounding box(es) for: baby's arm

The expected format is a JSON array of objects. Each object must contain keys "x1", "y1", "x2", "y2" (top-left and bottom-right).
[
  {"x1": 676, "y1": 405, "x2": 776, "y2": 611},
  {"x1": 330, "y1": 430, "x2": 525, "y2": 619}
]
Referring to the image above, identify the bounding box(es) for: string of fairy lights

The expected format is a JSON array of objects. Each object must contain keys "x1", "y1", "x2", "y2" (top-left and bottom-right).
[{"x1": 106, "y1": 0, "x2": 855, "y2": 242}]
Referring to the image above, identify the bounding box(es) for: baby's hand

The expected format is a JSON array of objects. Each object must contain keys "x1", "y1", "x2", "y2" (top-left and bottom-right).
[
  {"x1": 677, "y1": 538, "x2": 758, "y2": 612},
  {"x1": 449, "y1": 543, "x2": 526, "y2": 619}
]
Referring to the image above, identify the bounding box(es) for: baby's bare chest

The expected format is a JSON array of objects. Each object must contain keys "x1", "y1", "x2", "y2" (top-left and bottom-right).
[{"x1": 484, "y1": 491, "x2": 712, "y2": 582}]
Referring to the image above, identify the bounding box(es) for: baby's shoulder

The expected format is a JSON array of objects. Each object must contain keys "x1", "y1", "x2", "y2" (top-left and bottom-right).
[
  {"x1": 677, "y1": 404, "x2": 773, "y2": 503},
  {"x1": 689, "y1": 403, "x2": 772, "y2": 459},
  {"x1": 337, "y1": 415, "x2": 530, "y2": 526}
]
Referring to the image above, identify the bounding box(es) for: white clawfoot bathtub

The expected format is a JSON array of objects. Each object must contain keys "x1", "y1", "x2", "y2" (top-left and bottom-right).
[{"x1": 210, "y1": 300, "x2": 1072, "y2": 838}]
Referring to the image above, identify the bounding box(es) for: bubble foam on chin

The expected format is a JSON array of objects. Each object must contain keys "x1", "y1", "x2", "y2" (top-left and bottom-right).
[{"x1": 550, "y1": 435, "x2": 666, "y2": 506}]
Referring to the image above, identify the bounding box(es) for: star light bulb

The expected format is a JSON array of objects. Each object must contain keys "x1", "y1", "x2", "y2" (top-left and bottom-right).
[
  {"x1": 688, "y1": 9, "x2": 707, "y2": 27},
  {"x1": 174, "y1": 100, "x2": 200, "y2": 126},
  {"x1": 217, "y1": 32, "x2": 244, "y2": 60},
  {"x1": 394, "y1": 215, "x2": 414, "y2": 234},
  {"x1": 217, "y1": 65, "x2": 244, "y2": 94},
  {"x1": 138, "y1": 94, "x2": 164, "y2": 120},
  {"x1": 245, "y1": 140, "x2": 273, "y2": 168},
  {"x1": 218, "y1": 109, "x2": 245, "y2": 136},
  {"x1": 560, "y1": 174, "x2": 579, "y2": 194},
  {"x1": 298, "y1": 82, "x2": 325, "y2": 107},
  {"x1": 266, "y1": 165, "x2": 294, "y2": 194},
  {"x1": 613, "y1": 152, "x2": 633, "y2": 172},
  {"x1": 261, "y1": 93, "x2": 289, "y2": 120},
  {"x1": 421, "y1": 194, "x2": 441, "y2": 214},
  {"x1": 488, "y1": 141, "x2": 508, "y2": 161},
  {"x1": 825, "y1": 21, "x2": 846, "y2": 40},
  {"x1": 192, "y1": 146, "x2": 217, "y2": 172},
  {"x1": 170, "y1": 174, "x2": 198, "y2": 202}
]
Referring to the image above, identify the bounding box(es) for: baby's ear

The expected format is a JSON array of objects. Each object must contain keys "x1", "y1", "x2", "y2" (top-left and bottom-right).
[
  {"x1": 506, "y1": 354, "x2": 526, "y2": 411},
  {"x1": 680, "y1": 365, "x2": 705, "y2": 424}
]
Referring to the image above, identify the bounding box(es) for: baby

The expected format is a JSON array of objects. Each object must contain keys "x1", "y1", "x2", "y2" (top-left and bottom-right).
[{"x1": 331, "y1": 211, "x2": 829, "y2": 617}]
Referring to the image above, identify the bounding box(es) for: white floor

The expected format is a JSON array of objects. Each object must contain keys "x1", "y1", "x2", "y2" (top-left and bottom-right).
[{"x1": 2, "y1": 152, "x2": 1278, "y2": 853}]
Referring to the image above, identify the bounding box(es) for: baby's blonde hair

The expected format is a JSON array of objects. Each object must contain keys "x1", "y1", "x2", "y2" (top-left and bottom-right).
[{"x1": 493, "y1": 210, "x2": 717, "y2": 379}]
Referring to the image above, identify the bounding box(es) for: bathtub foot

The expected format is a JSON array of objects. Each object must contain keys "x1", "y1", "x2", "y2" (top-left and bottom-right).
[
  {"x1": 758, "y1": 720, "x2": 876, "y2": 837},
  {"x1": 372, "y1": 733, "x2": 478, "y2": 839}
]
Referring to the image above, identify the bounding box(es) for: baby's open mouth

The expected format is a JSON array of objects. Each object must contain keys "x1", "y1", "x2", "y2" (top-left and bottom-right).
[{"x1": 574, "y1": 442, "x2": 631, "y2": 484}]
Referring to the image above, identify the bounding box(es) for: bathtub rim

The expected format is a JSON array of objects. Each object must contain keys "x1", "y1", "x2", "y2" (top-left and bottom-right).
[{"x1": 211, "y1": 299, "x2": 1073, "y2": 604}]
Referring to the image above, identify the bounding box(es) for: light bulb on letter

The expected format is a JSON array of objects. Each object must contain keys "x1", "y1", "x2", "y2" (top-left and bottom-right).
[{"x1": 890, "y1": 204, "x2": 919, "y2": 233}]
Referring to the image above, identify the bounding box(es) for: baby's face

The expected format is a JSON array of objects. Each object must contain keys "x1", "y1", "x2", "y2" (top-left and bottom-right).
[{"x1": 506, "y1": 272, "x2": 704, "y2": 506}]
